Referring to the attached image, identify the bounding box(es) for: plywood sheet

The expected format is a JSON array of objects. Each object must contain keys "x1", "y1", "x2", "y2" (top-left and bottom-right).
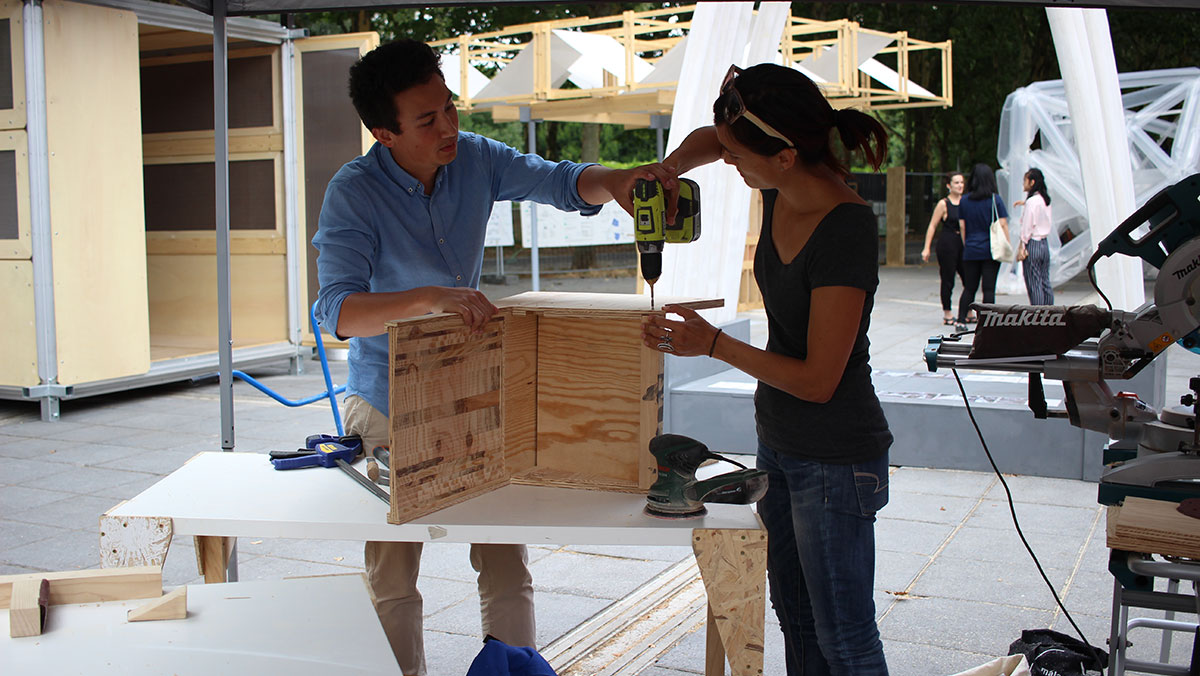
[
  {"x1": 0, "y1": 129, "x2": 29, "y2": 260},
  {"x1": 147, "y1": 254, "x2": 287, "y2": 349},
  {"x1": 388, "y1": 314, "x2": 510, "y2": 524},
  {"x1": 0, "y1": 259, "x2": 37, "y2": 387},
  {"x1": 535, "y1": 315, "x2": 644, "y2": 489},
  {"x1": 496, "y1": 291, "x2": 722, "y2": 317},
  {"x1": 503, "y1": 312, "x2": 538, "y2": 474},
  {"x1": 1108, "y1": 496, "x2": 1200, "y2": 559},
  {"x1": 693, "y1": 527, "x2": 768, "y2": 676},
  {"x1": 44, "y1": 0, "x2": 150, "y2": 385}
]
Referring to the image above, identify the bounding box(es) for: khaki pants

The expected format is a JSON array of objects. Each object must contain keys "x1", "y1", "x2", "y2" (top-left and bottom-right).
[{"x1": 344, "y1": 396, "x2": 536, "y2": 676}]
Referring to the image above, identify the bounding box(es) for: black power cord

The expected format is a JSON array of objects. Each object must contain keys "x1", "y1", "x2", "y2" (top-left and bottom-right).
[{"x1": 951, "y1": 368, "x2": 1108, "y2": 671}]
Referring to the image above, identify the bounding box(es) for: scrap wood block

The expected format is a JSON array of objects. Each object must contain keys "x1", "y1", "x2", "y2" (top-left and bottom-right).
[
  {"x1": 128, "y1": 586, "x2": 187, "y2": 622},
  {"x1": 0, "y1": 566, "x2": 161, "y2": 609},
  {"x1": 9, "y1": 579, "x2": 48, "y2": 638},
  {"x1": 386, "y1": 292, "x2": 723, "y2": 525},
  {"x1": 1109, "y1": 496, "x2": 1200, "y2": 559}
]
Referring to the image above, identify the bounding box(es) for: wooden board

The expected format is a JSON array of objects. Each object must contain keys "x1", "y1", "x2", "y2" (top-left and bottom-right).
[
  {"x1": 0, "y1": 259, "x2": 37, "y2": 387},
  {"x1": 0, "y1": 129, "x2": 29, "y2": 260},
  {"x1": 9, "y1": 579, "x2": 45, "y2": 638},
  {"x1": 496, "y1": 291, "x2": 723, "y2": 317},
  {"x1": 534, "y1": 315, "x2": 648, "y2": 490},
  {"x1": 147, "y1": 254, "x2": 287, "y2": 349},
  {"x1": 127, "y1": 586, "x2": 186, "y2": 622},
  {"x1": 0, "y1": 566, "x2": 161, "y2": 608},
  {"x1": 503, "y1": 312, "x2": 538, "y2": 474},
  {"x1": 44, "y1": 0, "x2": 150, "y2": 386},
  {"x1": 388, "y1": 314, "x2": 510, "y2": 524},
  {"x1": 1108, "y1": 496, "x2": 1200, "y2": 559},
  {"x1": 693, "y1": 527, "x2": 768, "y2": 676}
]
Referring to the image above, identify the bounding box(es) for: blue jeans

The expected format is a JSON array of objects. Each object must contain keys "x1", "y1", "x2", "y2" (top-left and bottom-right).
[{"x1": 757, "y1": 441, "x2": 890, "y2": 676}]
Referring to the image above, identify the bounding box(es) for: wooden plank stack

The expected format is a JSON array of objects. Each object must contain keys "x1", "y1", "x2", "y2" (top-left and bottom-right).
[{"x1": 1107, "y1": 496, "x2": 1200, "y2": 559}]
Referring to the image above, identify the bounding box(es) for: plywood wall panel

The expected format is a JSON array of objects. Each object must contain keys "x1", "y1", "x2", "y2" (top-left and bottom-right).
[
  {"x1": 0, "y1": 260, "x2": 36, "y2": 386},
  {"x1": 43, "y1": 0, "x2": 149, "y2": 384}
]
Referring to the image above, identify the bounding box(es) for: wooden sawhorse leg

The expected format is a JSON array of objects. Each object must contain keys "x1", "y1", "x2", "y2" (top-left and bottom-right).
[
  {"x1": 99, "y1": 513, "x2": 173, "y2": 569},
  {"x1": 194, "y1": 536, "x2": 236, "y2": 583},
  {"x1": 693, "y1": 526, "x2": 768, "y2": 676}
]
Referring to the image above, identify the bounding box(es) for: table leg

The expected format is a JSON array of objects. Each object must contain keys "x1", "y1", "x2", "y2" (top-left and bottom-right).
[
  {"x1": 195, "y1": 536, "x2": 235, "y2": 583},
  {"x1": 693, "y1": 527, "x2": 767, "y2": 676},
  {"x1": 99, "y1": 513, "x2": 172, "y2": 568}
]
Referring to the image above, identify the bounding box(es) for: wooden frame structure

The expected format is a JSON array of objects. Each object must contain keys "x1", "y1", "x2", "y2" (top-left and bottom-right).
[{"x1": 431, "y1": 5, "x2": 952, "y2": 127}]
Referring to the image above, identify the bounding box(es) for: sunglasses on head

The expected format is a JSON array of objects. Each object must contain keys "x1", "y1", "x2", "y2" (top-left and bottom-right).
[{"x1": 719, "y1": 65, "x2": 795, "y2": 149}]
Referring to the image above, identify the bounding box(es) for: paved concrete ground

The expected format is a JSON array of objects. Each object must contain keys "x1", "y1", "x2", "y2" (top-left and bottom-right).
[{"x1": 2, "y1": 262, "x2": 1198, "y2": 674}]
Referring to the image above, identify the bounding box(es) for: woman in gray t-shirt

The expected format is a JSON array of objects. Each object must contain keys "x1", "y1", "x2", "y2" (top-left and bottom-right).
[{"x1": 642, "y1": 63, "x2": 893, "y2": 675}]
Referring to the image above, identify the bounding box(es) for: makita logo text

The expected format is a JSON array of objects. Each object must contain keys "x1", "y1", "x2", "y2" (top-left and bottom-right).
[
  {"x1": 980, "y1": 308, "x2": 1068, "y2": 328},
  {"x1": 1172, "y1": 254, "x2": 1200, "y2": 280}
]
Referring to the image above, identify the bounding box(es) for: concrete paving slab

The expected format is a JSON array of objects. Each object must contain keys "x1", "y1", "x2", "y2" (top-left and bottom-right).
[
  {"x1": 528, "y1": 550, "x2": 676, "y2": 600},
  {"x1": 29, "y1": 442, "x2": 143, "y2": 466},
  {"x1": 415, "y1": 576, "x2": 478, "y2": 617},
  {"x1": 94, "y1": 448, "x2": 203, "y2": 475},
  {"x1": 232, "y1": 553, "x2": 362, "y2": 579},
  {"x1": 875, "y1": 517, "x2": 956, "y2": 556},
  {"x1": 876, "y1": 549, "x2": 932, "y2": 593},
  {"x1": 36, "y1": 464, "x2": 156, "y2": 496},
  {"x1": 1, "y1": 457, "x2": 67, "y2": 485},
  {"x1": 1, "y1": 528, "x2": 100, "y2": 571},
  {"x1": 0, "y1": 484, "x2": 72, "y2": 512},
  {"x1": 0, "y1": 435, "x2": 85, "y2": 460},
  {"x1": 984, "y1": 473, "x2": 1104, "y2": 509},
  {"x1": 879, "y1": 596, "x2": 1054, "y2": 655},
  {"x1": 424, "y1": 630, "x2": 486, "y2": 675},
  {"x1": 888, "y1": 466, "x2": 997, "y2": 498},
  {"x1": 883, "y1": 639, "x2": 999, "y2": 676},
  {"x1": 566, "y1": 543, "x2": 694, "y2": 562},
  {"x1": 912, "y1": 554, "x2": 1073, "y2": 609},
  {"x1": 964, "y1": 499, "x2": 1102, "y2": 535},
  {"x1": 237, "y1": 537, "x2": 366, "y2": 569},
  {"x1": 0, "y1": 519, "x2": 73, "y2": 549},
  {"x1": 884, "y1": 491, "x2": 981, "y2": 525},
  {"x1": 937, "y1": 524, "x2": 1092, "y2": 567},
  {"x1": 531, "y1": 589, "x2": 615, "y2": 648},
  {"x1": 8, "y1": 494, "x2": 121, "y2": 532}
]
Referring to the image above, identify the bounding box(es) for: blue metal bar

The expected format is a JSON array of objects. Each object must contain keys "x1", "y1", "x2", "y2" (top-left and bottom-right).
[
  {"x1": 310, "y1": 304, "x2": 344, "y2": 437},
  {"x1": 230, "y1": 370, "x2": 343, "y2": 407}
]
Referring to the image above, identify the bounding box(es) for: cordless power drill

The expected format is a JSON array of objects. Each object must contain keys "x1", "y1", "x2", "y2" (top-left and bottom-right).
[{"x1": 633, "y1": 178, "x2": 701, "y2": 309}]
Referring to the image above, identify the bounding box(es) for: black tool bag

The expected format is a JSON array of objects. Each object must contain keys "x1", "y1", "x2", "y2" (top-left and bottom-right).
[
  {"x1": 968, "y1": 304, "x2": 1111, "y2": 360},
  {"x1": 1007, "y1": 629, "x2": 1108, "y2": 676}
]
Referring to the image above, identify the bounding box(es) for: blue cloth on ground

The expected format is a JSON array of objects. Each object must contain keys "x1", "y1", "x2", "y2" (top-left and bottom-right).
[{"x1": 465, "y1": 637, "x2": 557, "y2": 676}]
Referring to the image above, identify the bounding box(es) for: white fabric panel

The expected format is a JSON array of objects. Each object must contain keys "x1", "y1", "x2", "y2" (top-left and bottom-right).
[
  {"x1": 473, "y1": 34, "x2": 575, "y2": 102},
  {"x1": 1046, "y1": 8, "x2": 1144, "y2": 310},
  {"x1": 656, "y1": 3, "x2": 788, "y2": 326},
  {"x1": 441, "y1": 53, "x2": 490, "y2": 99},
  {"x1": 638, "y1": 36, "x2": 688, "y2": 87},
  {"x1": 797, "y1": 31, "x2": 892, "y2": 86},
  {"x1": 859, "y1": 58, "x2": 936, "y2": 98},
  {"x1": 553, "y1": 29, "x2": 654, "y2": 89}
]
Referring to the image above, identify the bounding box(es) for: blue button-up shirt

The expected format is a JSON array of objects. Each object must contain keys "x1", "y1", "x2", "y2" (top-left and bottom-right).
[{"x1": 312, "y1": 132, "x2": 600, "y2": 415}]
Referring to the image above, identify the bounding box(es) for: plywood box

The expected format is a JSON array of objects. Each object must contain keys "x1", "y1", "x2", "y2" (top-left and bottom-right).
[{"x1": 386, "y1": 291, "x2": 722, "y2": 524}]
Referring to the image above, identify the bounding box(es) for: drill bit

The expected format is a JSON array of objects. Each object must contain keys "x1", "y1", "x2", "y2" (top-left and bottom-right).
[{"x1": 649, "y1": 280, "x2": 655, "y2": 310}]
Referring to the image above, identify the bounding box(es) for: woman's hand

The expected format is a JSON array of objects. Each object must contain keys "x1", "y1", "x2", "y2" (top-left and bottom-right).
[
  {"x1": 921, "y1": 247, "x2": 931, "y2": 262},
  {"x1": 1013, "y1": 199, "x2": 1026, "y2": 207},
  {"x1": 641, "y1": 304, "x2": 722, "y2": 358}
]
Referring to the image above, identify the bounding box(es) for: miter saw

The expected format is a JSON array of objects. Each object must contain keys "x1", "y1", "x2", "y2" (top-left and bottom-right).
[{"x1": 923, "y1": 173, "x2": 1200, "y2": 507}]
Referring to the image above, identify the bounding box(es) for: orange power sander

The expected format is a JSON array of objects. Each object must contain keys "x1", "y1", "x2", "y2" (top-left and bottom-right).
[{"x1": 644, "y1": 434, "x2": 768, "y2": 518}]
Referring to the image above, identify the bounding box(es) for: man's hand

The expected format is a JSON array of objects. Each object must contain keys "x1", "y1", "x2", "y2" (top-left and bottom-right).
[
  {"x1": 425, "y1": 286, "x2": 498, "y2": 332},
  {"x1": 577, "y1": 164, "x2": 680, "y2": 222}
]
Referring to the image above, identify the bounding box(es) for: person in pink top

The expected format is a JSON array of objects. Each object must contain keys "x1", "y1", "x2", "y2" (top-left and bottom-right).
[{"x1": 1014, "y1": 168, "x2": 1053, "y2": 304}]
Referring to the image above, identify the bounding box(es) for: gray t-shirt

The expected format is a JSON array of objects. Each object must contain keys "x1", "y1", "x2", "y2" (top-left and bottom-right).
[{"x1": 752, "y1": 190, "x2": 893, "y2": 464}]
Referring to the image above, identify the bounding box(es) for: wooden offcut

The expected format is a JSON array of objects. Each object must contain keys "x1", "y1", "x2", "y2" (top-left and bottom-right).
[
  {"x1": 0, "y1": 566, "x2": 161, "y2": 609},
  {"x1": 386, "y1": 291, "x2": 722, "y2": 524},
  {"x1": 1108, "y1": 497, "x2": 1200, "y2": 559},
  {"x1": 8, "y1": 579, "x2": 47, "y2": 638},
  {"x1": 127, "y1": 586, "x2": 187, "y2": 622},
  {"x1": 692, "y1": 527, "x2": 768, "y2": 676}
]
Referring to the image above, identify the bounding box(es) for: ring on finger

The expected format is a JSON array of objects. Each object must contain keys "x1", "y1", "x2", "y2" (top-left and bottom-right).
[{"x1": 657, "y1": 342, "x2": 674, "y2": 353}]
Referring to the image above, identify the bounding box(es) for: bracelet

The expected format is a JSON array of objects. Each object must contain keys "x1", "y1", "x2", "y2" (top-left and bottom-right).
[{"x1": 707, "y1": 328, "x2": 723, "y2": 357}]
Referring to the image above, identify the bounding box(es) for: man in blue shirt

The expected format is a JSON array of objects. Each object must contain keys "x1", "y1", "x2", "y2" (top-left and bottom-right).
[{"x1": 313, "y1": 40, "x2": 666, "y2": 675}]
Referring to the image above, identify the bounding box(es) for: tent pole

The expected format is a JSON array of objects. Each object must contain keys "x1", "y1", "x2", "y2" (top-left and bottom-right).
[
  {"x1": 524, "y1": 111, "x2": 539, "y2": 292},
  {"x1": 213, "y1": 0, "x2": 238, "y2": 582}
]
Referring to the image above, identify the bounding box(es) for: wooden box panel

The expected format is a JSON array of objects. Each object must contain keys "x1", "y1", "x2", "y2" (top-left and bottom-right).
[
  {"x1": 386, "y1": 292, "x2": 722, "y2": 525},
  {"x1": 523, "y1": 315, "x2": 653, "y2": 490},
  {"x1": 0, "y1": 259, "x2": 36, "y2": 387},
  {"x1": 388, "y1": 314, "x2": 509, "y2": 524}
]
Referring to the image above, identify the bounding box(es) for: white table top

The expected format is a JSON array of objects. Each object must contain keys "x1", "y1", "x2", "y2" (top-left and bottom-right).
[
  {"x1": 106, "y1": 452, "x2": 762, "y2": 545},
  {"x1": 1, "y1": 575, "x2": 401, "y2": 675}
]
